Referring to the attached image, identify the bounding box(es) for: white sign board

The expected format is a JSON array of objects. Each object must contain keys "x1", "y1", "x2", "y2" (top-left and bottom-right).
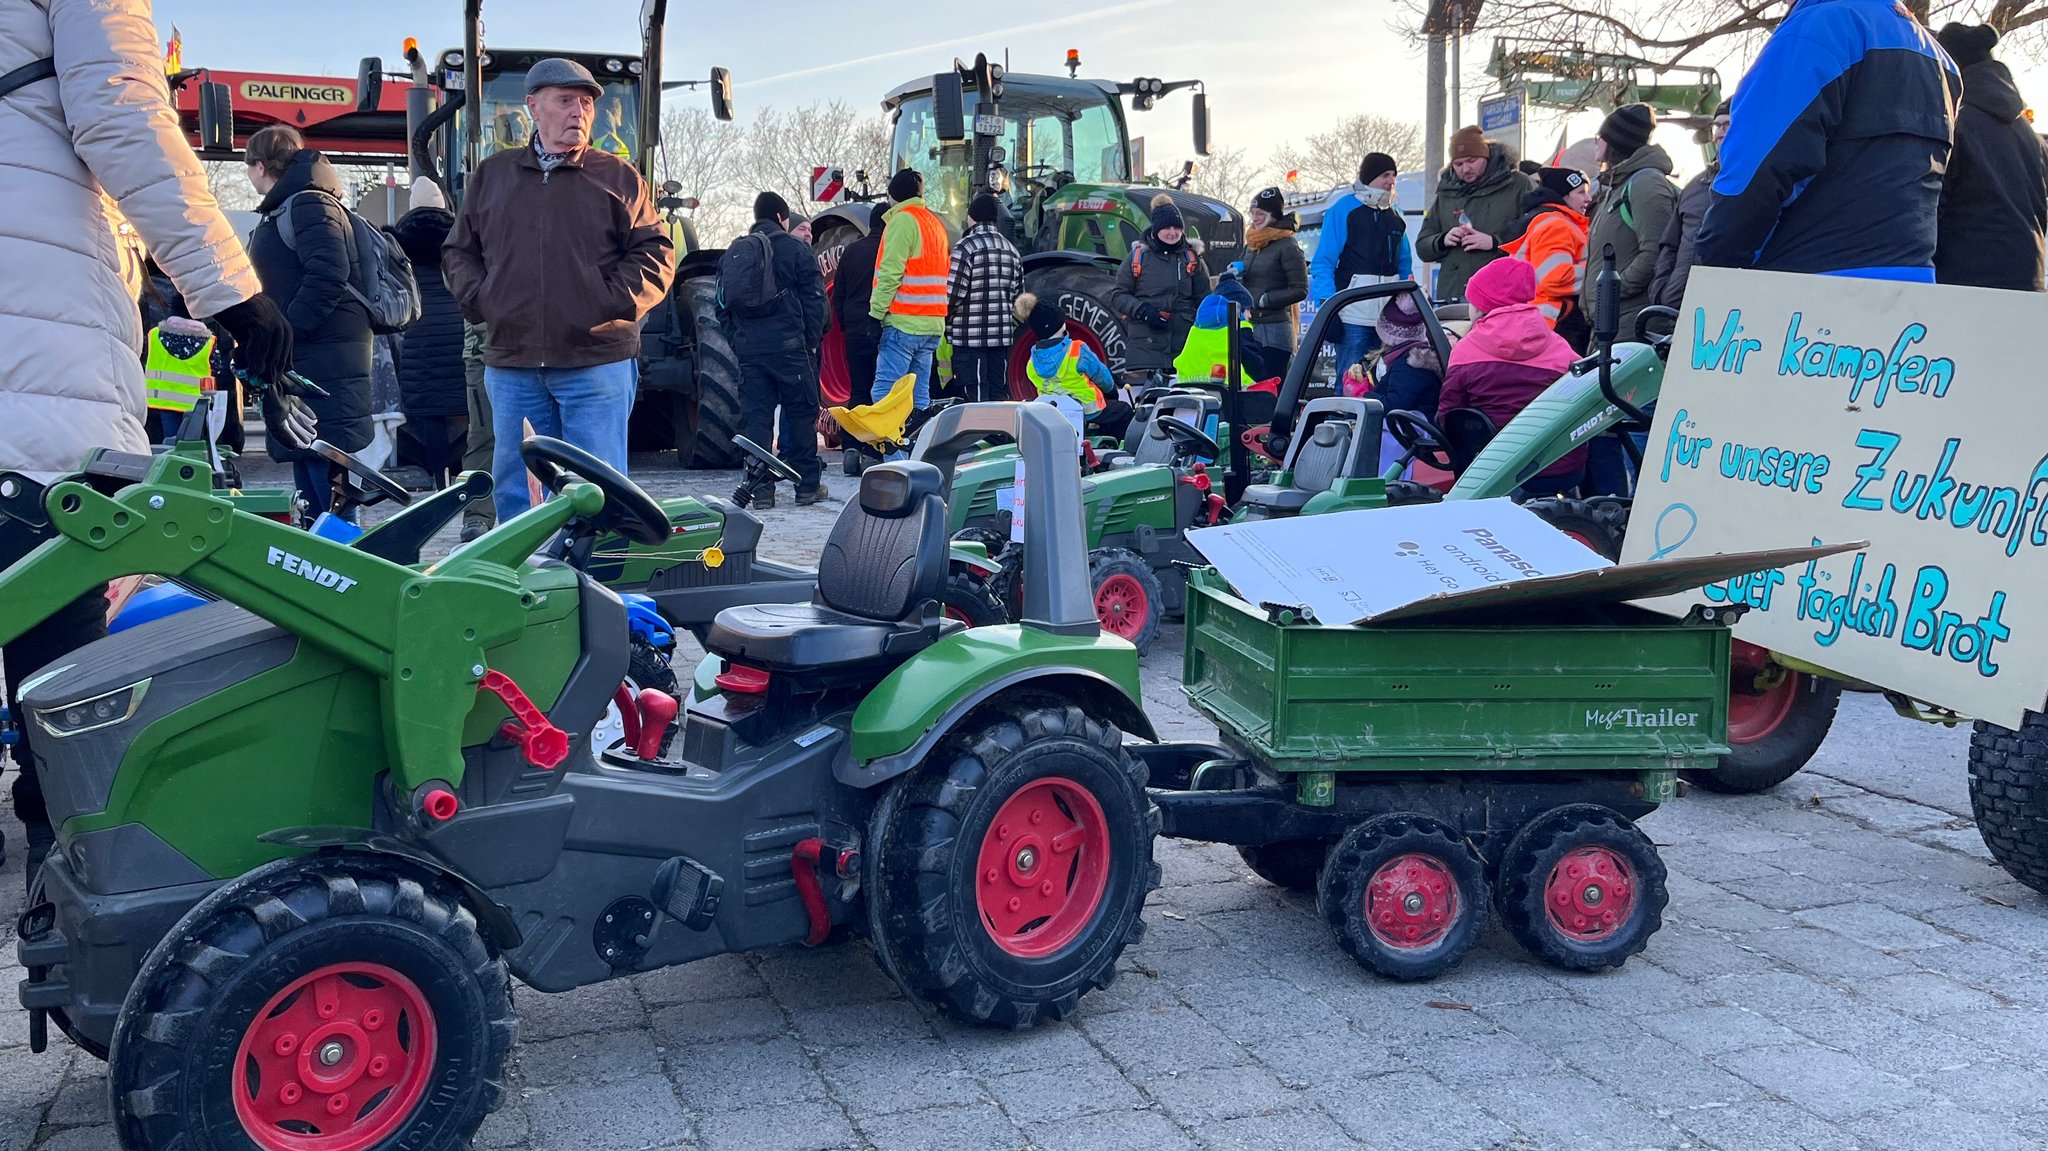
[
  {"x1": 1622, "y1": 267, "x2": 2048, "y2": 725},
  {"x1": 1187, "y1": 499, "x2": 1606, "y2": 625}
]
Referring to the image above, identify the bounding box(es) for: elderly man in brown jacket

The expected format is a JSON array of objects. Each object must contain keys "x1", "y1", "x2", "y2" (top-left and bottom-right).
[
  {"x1": 443, "y1": 57, "x2": 675, "y2": 523},
  {"x1": 0, "y1": 0, "x2": 295, "y2": 881}
]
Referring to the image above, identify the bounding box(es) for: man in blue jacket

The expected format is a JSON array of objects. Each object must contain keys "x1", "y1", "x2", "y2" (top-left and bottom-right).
[
  {"x1": 1311, "y1": 152, "x2": 1413, "y2": 377},
  {"x1": 1695, "y1": 0, "x2": 1959, "y2": 282}
]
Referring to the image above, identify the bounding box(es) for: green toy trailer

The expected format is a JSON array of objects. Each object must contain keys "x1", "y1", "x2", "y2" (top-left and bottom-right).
[
  {"x1": 1137, "y1": 541, "x2": 1848, "y2": 982},
  {"x1": 5, "y1": 404, "x2": 1157, "y2": 1150}
]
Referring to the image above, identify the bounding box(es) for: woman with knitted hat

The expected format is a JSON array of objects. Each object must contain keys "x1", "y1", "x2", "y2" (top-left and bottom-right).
[
  {"x1": 1933, "y1": 22, "x2": 2046, "y2": 290},
  {"x1": 1416, "y1": 127, "x2": 1533, "y2": 302},
  {"x1": 1504, "y1": 167, "x2": 1593, "y2": 348},
  {"x1": 1110, "y1": 194, "x2": 1213, "y2": 372},
  {"x1": 1437, "y1": 257, "x2": 1586, "y2": 495},
  {"x1": 1241, "y1": 186, "x2": 1308, "y2": 354},
  {"x1": 1579, "y1": 103, "x2": 1676, "y2": 343}
]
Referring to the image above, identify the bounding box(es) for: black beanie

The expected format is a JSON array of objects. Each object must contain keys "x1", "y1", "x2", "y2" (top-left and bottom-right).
[
  {"x1": 1537, "y1": 166, "x2": 1587, "y2": 199},
  {"x1": 1014, "y1": 292, "x2": 1065, "y2": 340},
  {"x1": 887, "y1": 168, "x2": 924, "y2": 203},
  {"x1": 1517, "y1": 159, "x2": 1544, "y2": 176},
  {"x1": 752, "y1": 191, "x2": 790, "y2": 222},
  {"x1": 969, "y1": 193, "x2": 1000, "y2": 225},
  {"x1": 1148, "y1": 192, "x2": 1186, "y2": 232},
  {"x1": 1251, "y1": 186, "x2": 1286, "y2": 220},
  {"x1": 1598, "y1": 103, "x2": 1655, "y2": 156},
  {"x1": 1937, "y1": 22, "x2": 1999, "y2": 68},
  {"x1": 1714, "y1": 98, "x2": 1731, "y2": 118},
  {"x1": 1358, "y1": 152, "x2": 1398, "y2": 185}
]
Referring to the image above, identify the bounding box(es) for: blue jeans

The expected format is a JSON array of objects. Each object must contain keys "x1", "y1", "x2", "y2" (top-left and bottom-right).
[
  {"x1": 1331, "y1": 322, "x2": 1380, "y2": 378},
  {"x1": 487, "y1": 359, "x2": 638, "y2": 523},
  {"x1": 872, "y1": 327, "x2": 941, "y2": 408}
]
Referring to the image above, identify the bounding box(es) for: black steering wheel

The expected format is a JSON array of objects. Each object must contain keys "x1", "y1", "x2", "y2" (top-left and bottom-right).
[
  {"x1": 734, "y1": 435, "x2": 802, "y2": 486},
  {"x1": 314, "y1": 440, "x2": 413, "y2": 508},
  {"x1": 1154, "y1": 415, "x2": 1221, "y2": 463},
  {"x1": 1634, "y1": 305, "x2": 1679, "y2": 357},
  {"x1": 521, "y1": 436, "x2": 669, "y2": 546},
  {"x1": 1382, "y1": 409, "x2": 1455, "y2": 472}
]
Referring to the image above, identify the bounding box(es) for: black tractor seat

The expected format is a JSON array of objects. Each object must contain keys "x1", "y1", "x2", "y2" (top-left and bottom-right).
[
  {"x1": 1239, "y1": 396, "x2": 1382, "y2": 516},
  {"x1": 708, "y1": 462, "x2": 960, "y2": 682}
]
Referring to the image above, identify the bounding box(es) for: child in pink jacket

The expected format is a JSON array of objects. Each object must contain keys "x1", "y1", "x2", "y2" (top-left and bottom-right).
[{"x1": 1437, "y1": 256, "x2": 1587, "y2": 493}]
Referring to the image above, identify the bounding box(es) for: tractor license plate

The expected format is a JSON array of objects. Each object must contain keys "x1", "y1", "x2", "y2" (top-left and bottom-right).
[{"x1": 974, "y1": 115, "x2": 1005, "y2": 136}]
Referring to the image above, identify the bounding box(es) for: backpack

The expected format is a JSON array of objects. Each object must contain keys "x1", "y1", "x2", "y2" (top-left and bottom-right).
[
  {"x1": 716, "y1": 232, "x2": 785, "y2": 318},
  {"x1": 268, "y1": 191, "x2": 422, "y2": 334}
]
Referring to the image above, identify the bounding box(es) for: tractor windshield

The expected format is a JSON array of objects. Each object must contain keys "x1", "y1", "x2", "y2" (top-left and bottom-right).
[
  {"x1": 464, "y1": 65, "x2": 643, "y2": 163},
  {"x1": 890, "y1": 80, "x2": 1127, "y2": 225}
]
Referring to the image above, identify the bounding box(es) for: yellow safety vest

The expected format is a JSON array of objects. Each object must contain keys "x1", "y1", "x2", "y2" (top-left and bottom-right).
[{"x1": 144, "y1": 326, "x2": 215, "y2": 412}]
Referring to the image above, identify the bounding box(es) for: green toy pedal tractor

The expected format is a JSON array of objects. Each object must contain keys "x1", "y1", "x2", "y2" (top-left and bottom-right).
[{"x1": 5, "y1": 403, "x2": 1158, "y2": 1150}]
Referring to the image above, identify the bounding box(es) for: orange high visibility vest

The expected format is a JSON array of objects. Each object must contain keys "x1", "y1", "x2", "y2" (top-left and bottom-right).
[{"x1": 889, "y1": 204, "x2": 952, "y2": 318}]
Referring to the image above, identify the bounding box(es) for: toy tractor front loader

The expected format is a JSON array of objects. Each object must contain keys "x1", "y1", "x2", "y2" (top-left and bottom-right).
[{"x1": 7, "y1": 404, "x2": 1158, "y2": 1149}]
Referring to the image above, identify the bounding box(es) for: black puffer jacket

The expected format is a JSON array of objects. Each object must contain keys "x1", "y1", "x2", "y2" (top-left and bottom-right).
[
  {"x1": 389, "y1": 207, "x2": 466, "y2": 417},
  {"x1": 1110, "y1": 227, "x2": 1212, "y2": 372},
  {"x1": 1937, "y1": 59, "x2": 2048, "y2": 291},
  {"x1": 248, "y1": 149, "x2": 372, "y2": 455},
  {"x1": 833, "y1": 224, "x2": 884, "y2": 343}
]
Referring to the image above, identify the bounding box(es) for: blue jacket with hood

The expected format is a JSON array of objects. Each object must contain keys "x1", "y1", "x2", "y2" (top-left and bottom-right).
[
  {"x1": 1311, "y1": 191, "x2": 1414, "y2": 303},
  {"x1": 1695, "y1": 0, "x2": 1959, "y2": 282}
]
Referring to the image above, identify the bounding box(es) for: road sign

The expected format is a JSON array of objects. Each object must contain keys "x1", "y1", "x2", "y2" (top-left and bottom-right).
[
  {"x1": 1478, "y1": 90, "x2": 1526, "y2": 160},
  {"x1": 810, "y1": 166, "x2": 846, "y2": 204}
]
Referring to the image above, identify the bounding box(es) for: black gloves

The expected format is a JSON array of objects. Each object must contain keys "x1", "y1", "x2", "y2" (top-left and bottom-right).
[
  {"x1": 261, "y1": 372, "x2": 326, "y2": 454},
  {"x1": 215, "y1": 296, "x2": 294, "y2": 390},
  {"x1": 1140, "y1": 304, "x2": 1169, "y2": 331}
]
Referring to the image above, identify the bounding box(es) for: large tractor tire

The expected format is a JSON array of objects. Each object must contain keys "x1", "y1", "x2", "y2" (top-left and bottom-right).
[
  {"x1": 1969, "y1": 710, "x2": 2048, "y2": 892},
  {"x1": 813, "y1": 223, "x2": 865, "y2": 409},
  {"x1": 110, "y1": 855, "x2": 514, "y2": 1151},
  {"x1": 677, "y1": 276, "x2": 745, "y2": 470},
  {"x1": 1012, "y1": 262, "x2": 1131, "y2": 399},
  {"x1": 1523, "y1": 497, "x2": 1630, "y2": 561},
  {"x1": 866, "y1": 704, "x2": 1160, "y2": 1028}
]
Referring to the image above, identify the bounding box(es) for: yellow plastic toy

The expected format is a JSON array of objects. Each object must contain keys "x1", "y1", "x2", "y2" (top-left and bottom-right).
[{"x1": 828, "y1": 372, "x2": 918, "y2": 454}]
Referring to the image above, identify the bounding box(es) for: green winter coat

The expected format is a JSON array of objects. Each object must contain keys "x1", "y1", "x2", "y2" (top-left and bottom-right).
[
  {"x1": 1580, "y1": 143, "x2": 1678, "y2": 339},
  {"x1": 1415, "y1": 146, "x2": 1533, "y2": 302}
]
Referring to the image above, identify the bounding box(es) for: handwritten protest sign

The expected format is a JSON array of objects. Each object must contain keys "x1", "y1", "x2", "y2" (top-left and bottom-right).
[{"x1": 1620, "y1": 267, "x2": 2048, "y2": 726}]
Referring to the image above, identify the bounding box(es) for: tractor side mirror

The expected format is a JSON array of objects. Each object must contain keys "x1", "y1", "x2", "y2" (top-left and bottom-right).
[
  {"x1": 933, "y1": 72, "x2": 966, "y2": 143},
  {"x1": 198, "y1": 82, "x2": 235, "y2": 153},
  {"x1": 1192, "y1": 92, "x2": 1212, "y2": 157},
  {"x1": 356, "y1": 57, "x2": 383, "y2": 114},
  {"x1": 710, "y1": 66, "x2": 735, "y2": 122}
]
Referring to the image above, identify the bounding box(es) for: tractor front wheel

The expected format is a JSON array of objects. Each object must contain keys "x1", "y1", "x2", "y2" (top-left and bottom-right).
[
  {"x1": 867, "y1": 704, "x2": 1160, "y2": 1028},
  {"x1": 109, "y1": 856, "x2": 514, "y2": 1151},
  {"x1": 1090, "y1": 549, "x2": 1164, "y2": 655},
  {"x1": 1969, "y1": 710, "x2": 2048, "y2": 893},
  {"x1": 1318, "y1": 814, "x2": 1488, "y2": 981},
  {"x1": 940, "y1": 569, "x2": 1010, "y2": 628},
  {"x1": 1690, "y1": 645, "x2": 1843, "y2": 794},
  {"x1": 1495, "y1": 804, "x2": 1667, "y2": 972}
]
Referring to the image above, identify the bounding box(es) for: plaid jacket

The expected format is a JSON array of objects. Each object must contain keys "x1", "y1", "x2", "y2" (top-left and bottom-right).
[{"x1": 946, "y1": 224, "x2": 1024, "y2": 348}]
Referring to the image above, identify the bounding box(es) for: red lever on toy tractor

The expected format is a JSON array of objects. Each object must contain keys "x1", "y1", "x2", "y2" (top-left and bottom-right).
[
  {"x1": 479, "y1": 669, "x2": 569, "y2": 769},
  {"x1": 1178, "y1": 464, "x2": 1228, "y2": 526}
]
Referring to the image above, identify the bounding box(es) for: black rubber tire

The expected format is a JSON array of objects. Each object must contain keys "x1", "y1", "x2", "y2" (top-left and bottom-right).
[
  {"x1": 1089, "y1": 548, "x2": 1165, "y2": 656},
  {"x1": 628, "y1": 637, "x2": 680, "y2": 697},
  {"x1": 866, "y1": 704, "x2": 1160, "y2": 1028},
  {"x1": 940, "y1": 569, "x2": 1009, "y2": 628},
  {"x1": 1522, "y1": 497, "x2": 1628, "y2": 561},
  {"x1": 1383, "y1": 480, "x2": 1444, "y2": 507},
  {"x1": 1238, "y1": 840, "x2": 1329, "y2": 893},
  {"x1": 1021, "y1": 262, "x2": 1132, "y2": 383},
  {"x1": 1969, "y1": 710, "x2": 2048, "y2": 893},
  {"x1": 1319, "y1": 814, "x2": 1488, "y2": 981},
  {"x1": 1690, "y1": 673, "x2": 1843, "y2": 794},
  {"x1": 1496, "y1": 804, "x2": 1667, "y2": 972},
  {"x1": 109, "y1": 855, "x2": 514, "y2": 1151},
  {"x1": 678, "y1": 276, "x2": 745, "y2": 470}
]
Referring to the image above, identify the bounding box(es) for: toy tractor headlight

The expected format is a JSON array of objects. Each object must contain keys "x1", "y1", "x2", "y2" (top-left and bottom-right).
[{"x1": 36, "y1": 680, "x2": 150, "y2": 739}]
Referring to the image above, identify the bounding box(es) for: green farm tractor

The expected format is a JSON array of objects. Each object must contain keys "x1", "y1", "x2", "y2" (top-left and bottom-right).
[
  {"x1": 6, "y1": 403, "x2": 1158, "y2": 1148},
  {"x1": 811, "y1": 53, "x2": 1238, "y2": 407}
]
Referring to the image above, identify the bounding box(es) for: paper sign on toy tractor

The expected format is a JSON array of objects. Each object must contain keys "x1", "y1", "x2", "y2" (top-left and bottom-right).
[{"x1": 1621, "y1": 267, "x2": 2048, "y2": 727}]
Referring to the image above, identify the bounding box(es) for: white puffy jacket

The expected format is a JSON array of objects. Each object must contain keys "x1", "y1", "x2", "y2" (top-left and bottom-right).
[{"x1": 1, "y1": 0, "x2": 260, "y2": 482}]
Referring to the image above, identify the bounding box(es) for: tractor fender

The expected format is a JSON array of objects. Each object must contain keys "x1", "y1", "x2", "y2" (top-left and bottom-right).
[
  {"x1": 257, "y1": 826, "x2": 524, "y2": 950},
  {"x1": 841, "y1": 639, "x2": 1155, "y2": 789},
  {"x1": 948, "y1": 543, "x2": 1004, "y2": 580}
]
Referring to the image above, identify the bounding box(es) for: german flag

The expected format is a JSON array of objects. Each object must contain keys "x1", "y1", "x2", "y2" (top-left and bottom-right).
[{"x1": 164, "y1": 25, "x2": 182, "y2": 76}]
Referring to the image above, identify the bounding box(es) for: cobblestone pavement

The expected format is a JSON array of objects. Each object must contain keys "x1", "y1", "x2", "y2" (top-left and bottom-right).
[{"x1": 6, "y1": 452, "x2": 2047, "y2": 1150}]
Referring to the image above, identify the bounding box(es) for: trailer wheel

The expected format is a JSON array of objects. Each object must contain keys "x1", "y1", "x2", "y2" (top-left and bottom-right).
[
  {"x1": 867, "y1": 704, "x2": 1160, "y2": 1027},
  {"x1": 110, "y1": 856, "x2": 514, "y2": 1151},
  {"x1": 1090, "y1": 549, "x2": 1164, "y2": 655},
  {"x1": 1237, "y1": 839, "x2": 1329, "y2": 892},
  {"x1": 1318, "y1": 814, "x2": 1488, "y2": 981},
  {"x1": 1969, "y1": 710, "x2": 2048, "y2": 893},
  {"x1": 678, "y1": 277, "x2": 744, "y2": 470},
  {"x1": 1689, "y1": 645, "x2": 1842, "y2": 794},
  {"x1": 1496, "y1": 805, "x2": 1666, "y2": 972},
  {"x1": 940, "y1": 569, "x2": 1009, "y2": 628}
]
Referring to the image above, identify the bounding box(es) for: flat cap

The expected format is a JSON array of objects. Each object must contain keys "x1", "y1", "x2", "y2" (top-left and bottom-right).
[{"x1": 526, "y1": 58, "x2": 603, "y2": 97}]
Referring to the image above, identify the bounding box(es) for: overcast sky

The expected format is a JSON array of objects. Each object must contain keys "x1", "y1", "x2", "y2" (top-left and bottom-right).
[{"x1": 152, "y1": 0, "x2": 2048, "y2": 184}]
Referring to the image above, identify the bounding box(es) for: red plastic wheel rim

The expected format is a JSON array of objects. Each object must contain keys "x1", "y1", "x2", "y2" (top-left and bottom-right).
[
  {"x1": 1563, "y1": 530, "x2": 1600, "y2": 552},
  {"x1": 1728, "y1": 641, "x2": 1800, "y2": 745},
  {"x1": 1365, "y1": 852, "x2": 1461, "y2": 950},
  {"x1": 975, "y1": 777, "x2": 1112, "y2": 958},
  {"x1": 232, "y1": 962, "x2": 438, "y2": 1151},
  {"x1": 1094, "y1": 574, "x2": 1150, "y2": 640},
  {"x1": 1544, "y1": 845, "x2": 1636, "y2": 942}
]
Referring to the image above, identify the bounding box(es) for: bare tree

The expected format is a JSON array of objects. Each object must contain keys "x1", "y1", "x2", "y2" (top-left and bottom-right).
[
  {"x1": 1409, "y1": 0, "x2": 2048, "y2": 71},
  {"x1": 1182, "y1": 146, "x2": 1274, "y2": 213},
  {"x1": 654, "y1": 106, "x2": 749, "y2": 245},
  {"x1": 742, "y1": 101, "x2": 894, "y2": 218},
  {"x1": 203, "y1": 160, "x2": 261, "y2": 212},
  {"x1": 1271, "y1": 116, "x2": 1425, "y2": 192}
]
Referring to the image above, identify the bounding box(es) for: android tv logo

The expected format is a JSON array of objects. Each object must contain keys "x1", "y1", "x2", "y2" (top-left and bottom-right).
[{"x1": 1394, "y1": 541, "x2": 1422, "y2": 557}]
